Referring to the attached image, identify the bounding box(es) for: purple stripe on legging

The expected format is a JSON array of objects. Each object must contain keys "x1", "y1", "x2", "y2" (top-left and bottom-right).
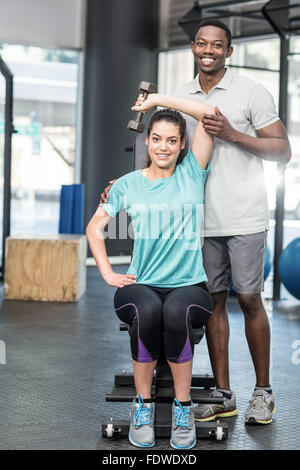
[
  {"x1": 177, "y1": 304, "x2": 211, "y2": 363},
  {"x1": 115, "y1": 302, "x2": 153, "y2": 363}
]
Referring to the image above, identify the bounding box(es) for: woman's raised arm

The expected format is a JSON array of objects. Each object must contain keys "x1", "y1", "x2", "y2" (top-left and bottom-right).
[{"x1": 132, "y1": 93, "x2": 216, "y2": 169}]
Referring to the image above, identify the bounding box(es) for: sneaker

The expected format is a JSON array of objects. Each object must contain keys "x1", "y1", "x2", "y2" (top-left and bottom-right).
[
  {"x1": 129, "y1": 395, "x2": 155, "y2": 447},
  {"x1": 170, "y1": 399, "x2": 196, "y2": 450},
  {"x1": 245, "y1": 389, "x2": 275, "y2": 425},
  {"x1": 194, "y1": 389, "x2": 238, "y2": 422}
]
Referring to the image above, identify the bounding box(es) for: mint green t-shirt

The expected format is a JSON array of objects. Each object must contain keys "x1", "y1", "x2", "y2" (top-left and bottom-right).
[{"x1": 103, "y1": 150, "x2": 209, "y2": 288}]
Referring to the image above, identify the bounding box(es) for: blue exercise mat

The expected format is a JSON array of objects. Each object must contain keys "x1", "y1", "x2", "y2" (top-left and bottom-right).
[{"x1": 59, "y1": 183, "x2": 84, "y2": 234}]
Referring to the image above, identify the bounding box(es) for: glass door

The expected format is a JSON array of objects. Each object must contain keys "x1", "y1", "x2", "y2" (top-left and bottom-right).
[
  {"x1": 0, "y1": 70, "x2": 4, "y2": 274},
  {"x1": 0, "y1": 56, "x2": 13, "y2": 278}
]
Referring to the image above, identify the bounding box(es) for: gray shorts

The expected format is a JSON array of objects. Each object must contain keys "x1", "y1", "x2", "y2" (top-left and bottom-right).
[{"x1": 202, "y1": 231, "x2": 267, "y2": 295}]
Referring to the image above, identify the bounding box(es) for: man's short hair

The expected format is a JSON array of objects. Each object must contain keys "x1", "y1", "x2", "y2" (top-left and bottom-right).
[{"x1": 192, "y1": 19, "x2": 232, "y2": 48}]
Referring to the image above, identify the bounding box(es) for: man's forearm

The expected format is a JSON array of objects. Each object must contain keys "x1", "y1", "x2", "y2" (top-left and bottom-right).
[{"x1": 229, "y1": 129, "x2": 291, "y2": 163}]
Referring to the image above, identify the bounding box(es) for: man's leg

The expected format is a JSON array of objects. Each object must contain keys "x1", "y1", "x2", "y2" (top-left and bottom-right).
[
  {"x1": 229, "y1": 232, "x2": 275, "y2": 424},
  {"x1": 195, "y1": 238, "x2": 238, "y2": 421},
  {"x1": 202, "y1": 237, "x2": 232, "y2": 390},
  {"x1": 237, "y1": 293, "x2": 270, "y2": 387},
  {"x1": 205, "y1": 291, "x2": 230, "y2": 390},
  {"x1": 229, "y1": 232, "x2": 270, "y2": 387}
]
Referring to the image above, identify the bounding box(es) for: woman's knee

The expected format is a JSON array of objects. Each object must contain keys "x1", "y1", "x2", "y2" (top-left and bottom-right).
[
  {"x1": 114, "y1": 284, "x2": 161, "y2": 326},
  {"x1": 163, "y1": 288, "x2": 212, "y2": 330}
]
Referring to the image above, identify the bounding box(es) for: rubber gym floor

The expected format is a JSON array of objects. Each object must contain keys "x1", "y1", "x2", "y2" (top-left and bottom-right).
[{"x1": 0, "y1": 265, "x2": 300, "y2": 450}]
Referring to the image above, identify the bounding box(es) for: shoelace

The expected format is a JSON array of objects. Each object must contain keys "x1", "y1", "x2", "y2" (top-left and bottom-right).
[
  {"x1": 174, "y1": 398, "x2": 191, "y2": 428},
  {"x1": 134, "y1": 395, "x2": 152, "y2": 426},
  {"x1": 250, "y1": 391, "x2": 269, "y2": 410}
]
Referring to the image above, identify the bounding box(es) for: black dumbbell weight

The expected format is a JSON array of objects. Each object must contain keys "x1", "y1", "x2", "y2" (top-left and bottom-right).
[{"x1": 128, "y1": 81, "x2": 156, "y2": 133}]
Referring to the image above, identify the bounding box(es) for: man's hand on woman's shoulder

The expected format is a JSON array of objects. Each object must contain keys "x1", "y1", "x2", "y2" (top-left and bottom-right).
[{"x1": 99, "y1": 179, "x2": 116, "y2": 206}]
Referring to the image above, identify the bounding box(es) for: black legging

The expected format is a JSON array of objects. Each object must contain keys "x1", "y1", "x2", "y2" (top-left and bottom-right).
[{"x1": 114, "y1": 283, "x2": 212, "y2": 364}]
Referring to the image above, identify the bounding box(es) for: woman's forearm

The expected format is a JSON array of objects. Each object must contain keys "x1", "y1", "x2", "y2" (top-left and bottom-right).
[
  {"x1": 86, "y1": 224, "x2": 113, "y2": 279},
  {"x1": 151, "y1": 94, "x2": 214, "y2": 121}
]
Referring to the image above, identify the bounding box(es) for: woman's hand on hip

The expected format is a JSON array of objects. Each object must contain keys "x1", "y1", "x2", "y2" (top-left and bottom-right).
[{"x1": 103, "y1": 271, "x2": 137, "y2": 288}]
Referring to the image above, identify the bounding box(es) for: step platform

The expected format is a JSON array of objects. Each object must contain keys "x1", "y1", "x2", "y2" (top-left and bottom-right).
[{"x1": 102, "y1": 371, "x2": 228, "y2": 442}]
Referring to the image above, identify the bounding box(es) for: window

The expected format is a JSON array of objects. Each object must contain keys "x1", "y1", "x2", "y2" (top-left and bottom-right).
[
  {"x1": 0, "y1": 72, "x2": 5, "y2": 258},
  {"x1": 0, "y1": 44, "x2": 80, "y2": 234},
  {"x1": 158, "y1": 48, "x2": 194, "y2": 93}
]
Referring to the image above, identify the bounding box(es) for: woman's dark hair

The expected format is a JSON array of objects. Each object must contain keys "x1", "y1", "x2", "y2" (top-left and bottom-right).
[
  {"x1": 192, "y1": 19, "x2": 232, "y2": 49},
  {"x1": 145, "y1": 109, "x2": 186, "y2": 168}
]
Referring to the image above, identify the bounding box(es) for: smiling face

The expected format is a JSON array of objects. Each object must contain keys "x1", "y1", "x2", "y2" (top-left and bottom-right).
[
  {"x1": 146, "y1": 120, "x2": 185, "y2": 171},
  {"x1": 191, "y1": 25, "x2": 233, "y2": 75}
]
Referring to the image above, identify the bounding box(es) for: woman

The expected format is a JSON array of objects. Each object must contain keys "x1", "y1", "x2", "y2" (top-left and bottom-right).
[{"x1": 86, "y1": 93, "x2": 215, "y2": 449}]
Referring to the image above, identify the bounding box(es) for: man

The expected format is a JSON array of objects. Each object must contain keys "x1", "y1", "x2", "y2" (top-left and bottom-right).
[{"x1": 100, "y1": 19, "x2": 291, "y2": 425}]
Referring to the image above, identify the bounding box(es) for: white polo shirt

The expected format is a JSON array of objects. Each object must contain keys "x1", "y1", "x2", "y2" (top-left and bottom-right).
[{"x1": 173, "y1": 68, "x2": 279, "y2": 237}]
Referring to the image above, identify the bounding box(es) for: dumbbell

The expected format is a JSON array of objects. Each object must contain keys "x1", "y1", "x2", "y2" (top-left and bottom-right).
[{"x1": 128, "y1": 81, "x2": 157, "y2": 133}]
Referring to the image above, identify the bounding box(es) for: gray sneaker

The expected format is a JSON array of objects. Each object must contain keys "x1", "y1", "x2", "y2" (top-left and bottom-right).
[
  {"x1": 170, "y1": 399, "x2": 196, "y2": 450},
  {"x1": 245, "y1": 389, "x2": 275, "y2": 425},
  {"x1": 129, "y1": 395, "x2": 155, "y2": 448},
  {"x1": 194, "y1": 389, "x2": 238, "y2": 421}
]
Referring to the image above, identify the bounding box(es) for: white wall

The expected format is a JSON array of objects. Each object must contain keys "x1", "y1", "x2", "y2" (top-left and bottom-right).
[{"x1": 0, "y1": 0, "x2": 86, "y2": 49}]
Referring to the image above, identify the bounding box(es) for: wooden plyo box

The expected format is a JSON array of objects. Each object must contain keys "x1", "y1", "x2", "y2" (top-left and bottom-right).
[{"x1": 4, "y1": 234, "x2": 87, "y2": 302}]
